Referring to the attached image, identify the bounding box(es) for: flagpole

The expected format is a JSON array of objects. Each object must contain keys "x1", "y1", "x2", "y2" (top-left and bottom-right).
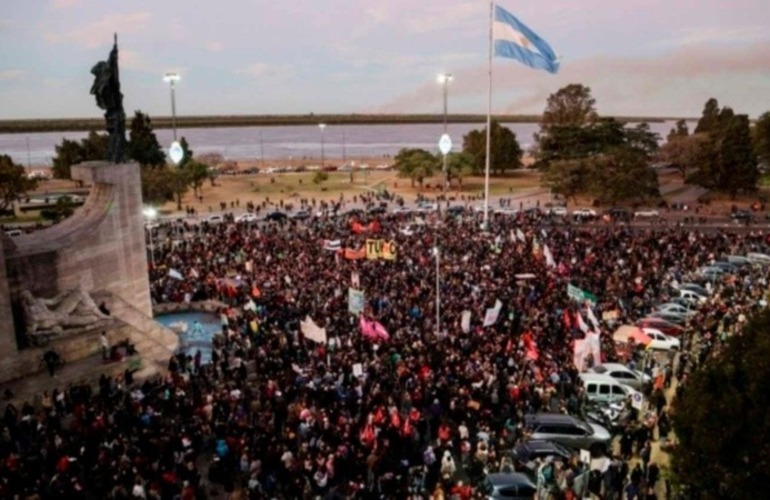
[{"x1": 483, "y1": 0, "x2": 493, "y2": 230}]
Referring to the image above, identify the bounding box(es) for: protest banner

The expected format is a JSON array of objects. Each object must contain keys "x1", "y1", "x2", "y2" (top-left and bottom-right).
[
  {"x1": 483, "y1": 299, "x2": 503, "y2": 327},
  {"x1": 348, "y1": 288, "x2": 365, "y2": 315},
  {"x1": 300, "y1": 316, "x2": 327, "y2": 344},
  {"x1": 365, "y1": 239, "x2": 397, "y2": 260}
]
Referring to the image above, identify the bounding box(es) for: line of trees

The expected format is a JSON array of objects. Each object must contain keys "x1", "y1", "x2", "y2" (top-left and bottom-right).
[{"x1": 659, "y1": 98, "x2": 761, "y2": 198}]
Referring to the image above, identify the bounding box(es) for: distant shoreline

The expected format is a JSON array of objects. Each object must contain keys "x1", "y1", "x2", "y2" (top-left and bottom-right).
[{"x1": 0, "y1": 113, "x2": 686, "y2": 134}]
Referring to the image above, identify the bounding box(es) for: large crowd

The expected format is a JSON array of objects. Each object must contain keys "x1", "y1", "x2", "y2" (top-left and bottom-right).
[{"x1": 2, "y1": 206, "x2": 768, "y2": 499}]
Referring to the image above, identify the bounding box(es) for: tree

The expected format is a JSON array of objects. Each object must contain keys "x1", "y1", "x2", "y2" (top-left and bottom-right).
[
  {"x1": 128, "y1": 111, "x2": 165, "y2": 167},
  {"x1": 671, "y1": 310, "x2": 770, "y2": 499},
  {"x1": 394, "y1": 148, "x2": 439, "y2": 187},
  {"x1": 718, "y1": 114, "x2": 758, "y2": 198},
  {"x1": 167, "y1": 168, "x2": 191, "y2": 210},
  {"x1": 179, "y1": 136, "x2": 193, "y2": 167},
  {"x1": 0, "y1": 154, "x2": 38, "y2": 214},
  {"x1": 140, "y1": 166, "x2": 174, "y2": 206},
  {"x1": 312, "y1": 171, "x2": 329, "y2": 185},
  {"x1": 445, "y1": 152, "x2": 475, "y2": 186},
  {"x1": 462, "y1": 120, "x2": 523, "y2": 175},
  {"x1": 538, "y1": 117, "x2": 660, "y2": 203},
  {"x1": 40, "y1": 195, "x2": 76, "y2": 223},
  {"x1": 753, "y1": 112, "x2": 770, "y2": 168},
  {"x1": 183, "y1": 160, "x2": 209, "y2": 196},
  {"x1": 694, "y1": 98, "x2": 721, "y2": 134},
  {"x1": 51, "y1": 131, "x2": 108, "y2": 180},
  {"x1": 667, "y1": 119, "x2": 690, "y2": 142},
  {"x1": 540, "y1": 83, "x2": 597, "y2": 131},
  {"x1": 658, "y1": 133, "x2": 711, "y2": 179}
]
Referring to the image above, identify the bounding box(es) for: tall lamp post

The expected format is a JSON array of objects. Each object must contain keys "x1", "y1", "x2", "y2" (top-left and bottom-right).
[
  {"x1": 437, "y1": 73, "x2": 453, "y2": 191},
  {"x1": 318, "y1": 123, "x2": 327, "y2": 168},
  {"x1": 433, "y1": 246, "x2": 441, "y2": 337},
  {"x1": 143, "y1": 207, "x2": 157, "y2": 268},
  {"x1": 163, "y1": 72, "x2": 180, "y2": 141}
]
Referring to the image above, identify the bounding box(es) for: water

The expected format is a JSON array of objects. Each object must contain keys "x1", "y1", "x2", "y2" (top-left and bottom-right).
[
  {"x1": 155, "y1": 311, "x2": 221, "y2": 363},
  {"x1": 0, "y1": 121, "x2": 693, "y2": 167}
]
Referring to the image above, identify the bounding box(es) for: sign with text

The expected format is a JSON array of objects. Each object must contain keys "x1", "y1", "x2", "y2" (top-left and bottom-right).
[{"x1": 365, "y1": 239, "x2": 397, "y2": 260}]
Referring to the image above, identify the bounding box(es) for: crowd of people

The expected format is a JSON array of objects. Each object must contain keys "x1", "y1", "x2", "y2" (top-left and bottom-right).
[{"x1": 1, "y1": 205, "x2": 767, "y2": 499}]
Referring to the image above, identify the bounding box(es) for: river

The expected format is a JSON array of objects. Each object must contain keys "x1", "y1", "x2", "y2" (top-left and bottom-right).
[{"x1": 0, "y1": 121, "x2": 690, "y2": 168}]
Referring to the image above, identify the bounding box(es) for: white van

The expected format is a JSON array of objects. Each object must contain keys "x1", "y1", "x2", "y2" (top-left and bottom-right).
[
  {"x1": 579, "y1": 373, "x2": 640, "y2": 405},
  {"x1": 4, "y1": 229, "x2": 22, "y2": 238}
]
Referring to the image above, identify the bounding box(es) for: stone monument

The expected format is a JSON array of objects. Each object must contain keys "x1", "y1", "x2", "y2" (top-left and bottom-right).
[{"x1": 0, "y1": 36, "x2": 177, "y2": 385}]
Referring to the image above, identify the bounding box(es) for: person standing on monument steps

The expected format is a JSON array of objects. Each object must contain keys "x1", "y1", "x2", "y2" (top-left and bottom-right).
[
  {"x1": 100, "y1": 331, "x2": 110, "y2": 361},
  {"x1": 42, "y1": 349, "x2": 61, "y2": 377}
]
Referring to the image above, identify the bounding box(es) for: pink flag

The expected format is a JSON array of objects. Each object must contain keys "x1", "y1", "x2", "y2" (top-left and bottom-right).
[{"x1": 373, "y1": 321, "x2": 390, "y2": 342}]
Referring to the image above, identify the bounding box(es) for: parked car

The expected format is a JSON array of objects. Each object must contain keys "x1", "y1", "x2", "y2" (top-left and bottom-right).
[
  {"x1": 206, "y1": 215, "x2": 224, "y2": 225},
  {"x1": 446, "y1": 205, "x2": 466, "y2": 216},
  {"x1": 731, "y1": 209, "x2": 753, "y2": 221},
  {"x1": 4, "y1": 229, "x2": 23, "y2": 237},
  {"x1": 482, "y1": 472, "x2": 538, "y2": 500},
  {"x1": 636, "y1": 318, "x2": 684, "y2": 336},
  {"x1": 642, "y1": 328, "x2": 681, "y2": 351},
  {"x1": 654, "y1": 303, "x2": 697, "y2": 317},
  {"x1": 367, "y1": 206, "x2": 386, "y2": 215},
  {"x1": 523, "y1": 413, "x2": 612, "y2": 456},
  {"x1": 634, "y1": 209, "x2": 660, "y2": 218},
  {"x1": 236, "y1": 213, "x2": 258, "y2": 223},
  {"x1": 291, "y1": 210, "x2": 311, "y2": 220},
  {"x1": 512, "y1": 440, "x2": 573, "y2": 469},
  {"x1": 589, "y1": 363, "x2": 650, "y2": 392},
  {"x1": 572, "y1": 208, "x2": 597, "y2": 219},
  {"x1": 605, "y1": 207, "x2": 631, "y2": 222},
  {"x1": 679, "y1": 283, "x2": 710, "y2": 296},
  {"x1": 579, "y1": 373, "x2": 641, "y2": 405},
  {"x1": 265, "y1": 211, "x2": 288, "y2": 221},
  {"x1": 679, "y1": 288, "x2": 707, "y2": 305},
  {"x1": 547, "y1": 206, "x2": 568, "y2": 217},
  {"x1": 646, "y1": 311, "x2": 688, "y2": 326}
]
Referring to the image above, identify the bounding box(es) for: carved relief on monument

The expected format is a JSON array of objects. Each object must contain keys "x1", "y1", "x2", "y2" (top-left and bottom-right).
[{"x1": 19, "y1": 286, "x2": 111, "y2": 340}]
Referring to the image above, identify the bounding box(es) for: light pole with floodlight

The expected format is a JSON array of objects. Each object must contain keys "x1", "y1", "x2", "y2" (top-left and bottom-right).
[
  {"x1": 437, "y1": 73, "x2": 453, "y2": 191},
  {"x1": 142, "y1": 207, "x2": 157, "y2": 268},
  {"x1": 318, "y1": 123, "x2": 327, "y2": 168},
  {"x1": 163, "y1": 72, "x2": 180, "y2": 141}
]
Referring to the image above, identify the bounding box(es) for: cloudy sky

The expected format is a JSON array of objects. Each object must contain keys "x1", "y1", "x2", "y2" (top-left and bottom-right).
[{"x1": 1, "y1": 0, "x2": 769, "y2": 119}]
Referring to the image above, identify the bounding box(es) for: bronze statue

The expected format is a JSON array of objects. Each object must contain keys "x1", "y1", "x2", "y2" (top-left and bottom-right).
[{"x1": 91, "y1": 33, "x2": 127, "y2": 163}]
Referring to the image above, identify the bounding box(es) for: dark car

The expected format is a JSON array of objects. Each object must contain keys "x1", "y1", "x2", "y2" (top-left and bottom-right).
[
  {"x1": 512, "y1": 440, "x2": 572, "y2": 469},
  {"x1": 605, "y1": 207, "x2": 631, "y2": 222},
  {"x1": 265, "y1": 211, "x2": 288, "y2": 221},
  {"x1": 367, "y1": 206, "x2": 386, "y2": 215},
  {"x1": 482, "y1": 472, "x2": 538, "y2": 500},
  {"x1": 731, "y1": 209, "x2": 753, "y2": 221},
  {"x1": 446, "y1": 205, "x2": 465, "y2": 216}
]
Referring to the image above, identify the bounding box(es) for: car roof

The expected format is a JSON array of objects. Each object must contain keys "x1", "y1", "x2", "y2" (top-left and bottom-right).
[
  {"x1": 579, "y1": 373, "x2": 620, "y2": 383},
  {"x1": 516, "y1": 440, "x2": 569, "y2": 453},
  {"x1": 524, "y1": 413, "x2": 579, "y2": 425},
  {"x1": 595, "y1": 362, "x2": 631, "y2": 371},
  {"x1": 486, "y1": 472, "x2": 536, "y2": 487}
]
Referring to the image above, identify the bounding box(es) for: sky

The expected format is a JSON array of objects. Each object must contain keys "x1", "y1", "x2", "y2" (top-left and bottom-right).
[{"x1": 1, "y1": 0, "x2": 769, "y2": 120}]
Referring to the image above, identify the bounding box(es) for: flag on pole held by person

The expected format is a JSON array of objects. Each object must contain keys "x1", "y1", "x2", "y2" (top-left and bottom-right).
[
  {"x1": 348, "y1": 288, "x2": 365, "y2": 315},
  {"x1": 300, "y1": 316, "x2": 327, "y2": 344},
  {"x1": 360, "y1": 316, "x2": 390, "y2": 342},
  {"x1": 168, "y1": 268, "x2": 184, "y2": 280},
  {"x1": 493, "y1": 4, "x2": 560, "y2": 74}
]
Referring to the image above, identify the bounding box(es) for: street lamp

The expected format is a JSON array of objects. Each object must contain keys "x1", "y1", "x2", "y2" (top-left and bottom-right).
[
  {"x1": 433, "y1": 246, "x2": 440, "y2": 337},
  {"x1": 163, "y1": 72, "x2": 180, "y2": 141},
  {"x1": 143, "y1": 207, "x2": 157, "y2": 268},
  {"x1": 318, "y1": 123, "x2": 327, "y2": 168},
  {"x1": 437, "y1": 73, "x2": 453, "y2": 191}
]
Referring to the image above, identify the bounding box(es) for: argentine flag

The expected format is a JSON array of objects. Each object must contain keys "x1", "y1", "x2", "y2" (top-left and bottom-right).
[{"x1": 493, "y1": 4, "x2": 559, "y2": 74}]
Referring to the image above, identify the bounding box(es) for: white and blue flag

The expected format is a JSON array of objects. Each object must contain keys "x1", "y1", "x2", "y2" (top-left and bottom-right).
[{"x1": 493, "y1": 4, "x2": 559, "y2": 74}]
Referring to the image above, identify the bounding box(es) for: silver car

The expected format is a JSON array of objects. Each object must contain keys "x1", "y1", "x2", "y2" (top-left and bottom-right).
[
  {"x1": 524, "y1": 413, "x2": 612, "y2": 456},
  {"x1": 589, "y1": 363, "x2": 650, "y2": 391}
]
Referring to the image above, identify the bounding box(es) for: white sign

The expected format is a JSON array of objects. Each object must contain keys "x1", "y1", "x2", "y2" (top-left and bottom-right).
[
  {"x1": 438, "y1": 133, "x2": 452, "y2": 155},
  {"x1": 169, "y1": 141, "x2": 184, "y2": 165}
]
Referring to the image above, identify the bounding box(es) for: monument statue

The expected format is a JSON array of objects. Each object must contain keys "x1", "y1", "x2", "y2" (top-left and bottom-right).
[
  {"x1": 90, "y1": 33, "x2": 127, "y2": 163},
  {"x1": 20, "y1": 288, "x2": 110, "y2": 337}
]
